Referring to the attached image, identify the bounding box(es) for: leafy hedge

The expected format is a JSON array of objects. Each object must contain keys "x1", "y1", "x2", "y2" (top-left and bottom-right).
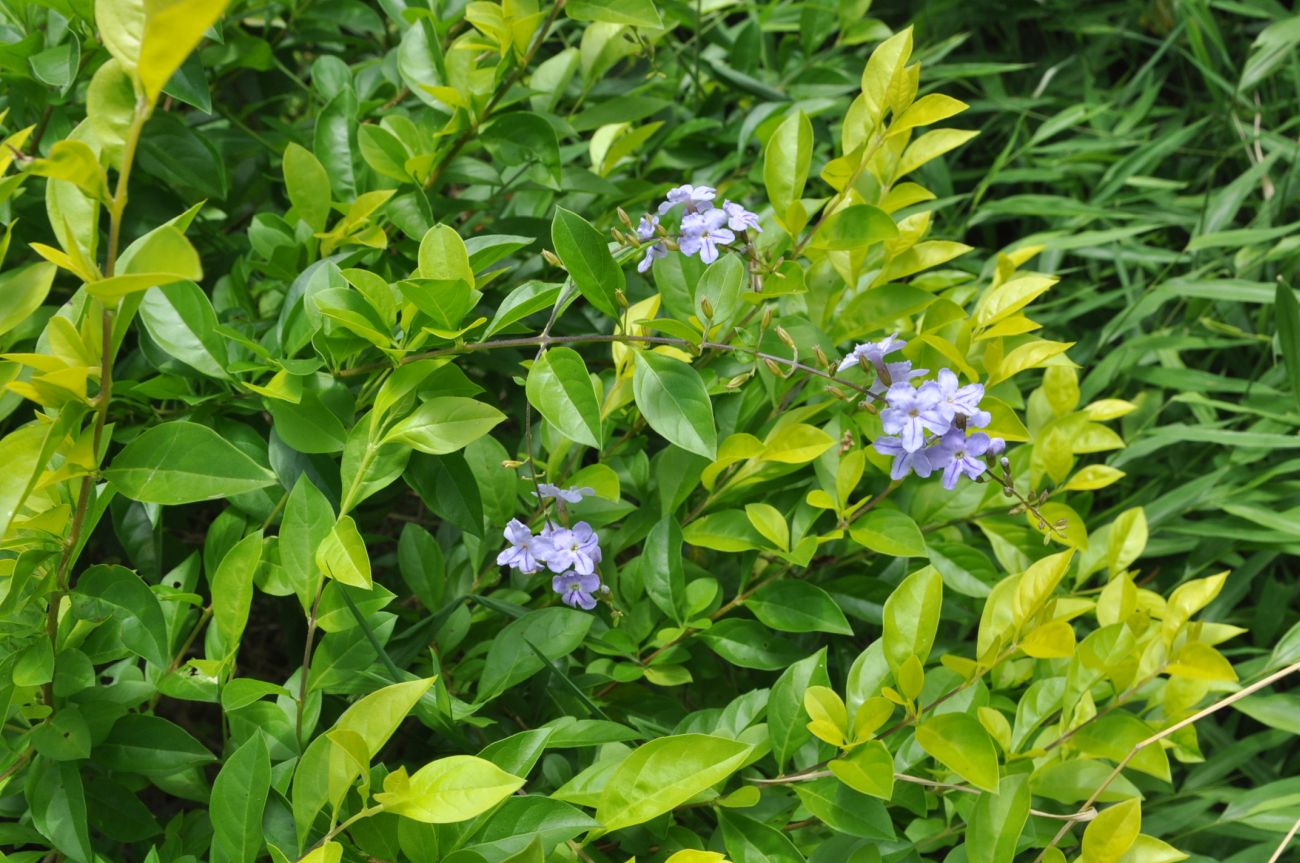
[{"x1": 1, "y1": 2, "x2": 1297, "y2": 863}]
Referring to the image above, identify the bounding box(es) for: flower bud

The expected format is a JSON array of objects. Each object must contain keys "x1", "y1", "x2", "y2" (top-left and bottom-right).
[
  {"x1": 776, "y1": 326, "x2": 796, "y2": 350},
  {"x1": 726, "y1": 373, "x2": 750, "y2": 389},
  {"x1": 616, "y1": 207, "x2": 633, "y2": 228},
  {"x1": 1000, "y1": 456, "x2": 1011, "y2": 471},
  {"x1": 763, "y1": 358, "x2": 785, "y2": 377},
  {"x1": 699, "y1": 297, "x2": 715, "y2": 319},
  {"x1": 502, "y1": 459, "x2": 525, "y2": 469},
  {"x1": 813, "y1": 345, "x2": 830, "y2": 369},
  {"x1": 827, "y1": 385, "x2": 850, "y2": 400},
  {"x1": 760, "y1": 306, "x2": 774, "y2": 331},
  {"x1": 542, "y1": 248, "x2": 562, "y2": 267},
  {"x1": 615, "y1": 289, "x2": 629, "y2": 309}
]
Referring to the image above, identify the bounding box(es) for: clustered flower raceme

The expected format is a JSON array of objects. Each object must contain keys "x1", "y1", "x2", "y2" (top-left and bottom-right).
[
  {"x1": 636, "y1": 184, "x2": 762, "y2": 273},
  {"x1": 497, "y1": 485, "x2": 607, "y2": 610},
  {"x1": 839, "y1": 335, "x2": 1006, "y2": 489}
]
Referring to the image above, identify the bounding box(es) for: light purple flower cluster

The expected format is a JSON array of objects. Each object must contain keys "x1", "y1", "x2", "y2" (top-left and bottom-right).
[
  {"x1": 636, "y1": 184, "x2": 762, "y2": 272},
  {"x1": 497, "y1": 516, "x2": 604, "y2": 609},
  {"x1": 842, "y1": 336, "x2": 1006, "y2": 490}
]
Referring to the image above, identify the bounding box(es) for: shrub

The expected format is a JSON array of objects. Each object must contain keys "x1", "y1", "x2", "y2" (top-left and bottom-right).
[{"x1": 0, "y1": 3, "x2": 1290, "y2": 863}]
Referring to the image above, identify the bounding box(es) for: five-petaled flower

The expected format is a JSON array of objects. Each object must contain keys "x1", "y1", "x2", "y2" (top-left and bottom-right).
[
  {"x1": 659, "y1": 184, "x2": 716, "y2": 215},
  {"x1": 722, "y1": 201, "x2": 762, "y2": 233},
  {"x1": 881, "y1": 381, "x2": 949, "y2": 452},
  {"x1": 679, "y1": 208, "x2": 736, "y2": 264},
  {"x1": 932, "y1": 429, "x2": 993, "y2": 490},
  {"x1": 935, "y1": 368, "x2": 991, "y2": 427},
  {"x1": 553, "y1": 571, "x2": 601, "y2": 610},
  {"x1": 496, "y1": 518, "x2": 548, "y2": 575},
  {"x1": 542, "y1": 521, "x2": 602, "y2": 575}
]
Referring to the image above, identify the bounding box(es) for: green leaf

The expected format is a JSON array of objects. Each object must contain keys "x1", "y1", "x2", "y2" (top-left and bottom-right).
[
  {"x1": 280, "y1": 475, "x2": 335, "y2": 609},
  {"x1": 0, "y1": 261, "x2": 55, "y2": 338},
  {"x1": 210, "y1": 734, "x2": 271, "y2": 863},
  {"x1": 595, "y1": 734, "x2": 752, "y2": 831},
  {"x1": 375, "y1": 755, "x2": 524, "y2": 823},
  {"x1": 828, "y1": 740, "x2": 894, "y2": 800},
  {"x1": 96, "y1": 0, "x2": 146, "y2": 76},
  {"x1": 642, "y1": 517, "x2": 686, "y2": 623},
  {"x1": 966, "y1": 774, "x2": 1030, "y2": 863},
  {"x1": 526, "y1": 347, "x2": 603, "y2": 448},
  {"x1": 683, "y1": 509, "x2": 766, "y2": 552},
  {"x1": 747, "y1": 504, "x2": 792, "y2": 553},
  {"x1": 811, "y1": 205, "x2": 898, "y2": 250},
  {"x1": 482, "y1": 280, "x2": 563, "y2": 339},
  {"x1": 861, "y1": 27, "x2": 913, "y2": 118},
  {"x1": 763, "y1": 111, "x2": 812, "y2": 231},
  {"x1": 478, "y1": 608, "x2": 594, "y2": 700},
  {"x1": 284, "y1": 142, "x2": 332, "y2": 232},
  {"x1": 139, "y1": 281, "x2": 231, "y2": 379},
  {"x1": 384, "y1": 397, "x2": 506, "y2": 455},
  {"x1": 850, "y1": 508, "x2": 926, "y2": 557},
  {"x1": 768, "y1": 649, "x2": 829, "y2": 770},
  {"x1": 1276, "y1": 281, "x2": 1300, "y2": 409},
  {"x1": 71, "y1": 564, "x2": 169, "y2": 667},
  {"x1": 915, "y1": 713, "x2": 1000, "y2": 792},
  {"x1": 1082, "y1": 799, "x2": 1141, "y2": 863},
  {"x1": 551, "y1": 207, "x2": 621, "y2": 318},
  {"x1": 417, "y1": 225, "x2": 475, "y2": 286},
  {"x1": 211, "y1": 531, "x2": 265, "y2": 656},
  {"x1": 29, "y1": 757, "x2": 93, "y2": 863},
  {"x1": 882, "y1": 566, "x2": 942, "y2": 674},
  {"x1": 566, "y1": 0, "x2": 662, "y2": 27},
  {"x1": 888, "y1": 93, "x2": 968, "y2": 136},
  {"x1": 747, "y1": 581, "x2": 852, "y2": 635},
  {"x1": 316, "y1": 515, "x2": 372, "y2": 589},
  {"x1": 718, "y1": 809, "x2": 806, "y2": 863},
  {"x1": 89, "y1": 224, "x2": 204, "y2": 300},
  {"x1": 792, "y1": 776, "x2": 894, "y2": 839},
  {"x1": 632, "y1": 350, "x2": 717, "y2": 459},
  {"x1": 105, "y1": 421, "x2": 277, "y2": 504},
  {"x1": 138, "y1": 0, "x2": 231, "y2": 105},
  {"x1": 695, "y1": 255, "x2": 745, "y2": 330},
  {"x1": 698, "y1": 619, "x2": 803, "y2": 670},
  {"x1": 94, "y1": 714, "x2": 215, "y2": 775}
]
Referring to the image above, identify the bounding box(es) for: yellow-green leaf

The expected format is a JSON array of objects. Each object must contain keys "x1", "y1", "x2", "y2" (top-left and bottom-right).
[
  {"x1": 1082, "y1": 799, "x2": 1141, "y2": 863},
  {"x1": 315, "y1": 515, "x2": 372, "y2": 589},
  {"x1": 139, "y1": 0, "x2": 233, "y2": 105}
]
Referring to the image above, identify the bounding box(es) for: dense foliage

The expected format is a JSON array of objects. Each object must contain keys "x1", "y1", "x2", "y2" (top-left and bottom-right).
[{"x1": 1, "y1": 2, "x2": 1298, "y2": 863}]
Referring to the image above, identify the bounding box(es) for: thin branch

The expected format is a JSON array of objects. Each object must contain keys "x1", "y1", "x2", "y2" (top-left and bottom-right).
[
  {"x1": 1033, "y1": 658, "x2": 1300, "y2": 863},
  {"x1": 1269, "y1": 815, "x2": 1300, "y2": 863},
  {"x1": 423, "y1": 0, "x2": 567, "y2": 190}
]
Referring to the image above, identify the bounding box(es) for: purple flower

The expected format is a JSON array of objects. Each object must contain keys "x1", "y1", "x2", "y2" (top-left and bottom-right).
[
  {"x1": 837, "y1": 334, "x2": 907, "y2": 373},
  {"x1": 932, "y1": 429, "x2": 992, "y2": 490},
  {"x1": 936, "y1": 369, "x2": 991, "y2": 426},
  {"x1": 553, "y1": 571, "x2": 601, "y2": 610},
  {"x1": 881, "y1": 381, "x2": 950, "y2": 452},
  {"x1": 722, "y1": 201, "x2": 762, "y2": 233},
  {"x1": 637, "y1": 242, "x2": 667, "y2": 273},
  {"x1": 679, "y1": 208, "x2": 735, "y2": 264},
  {"x1": 988, "y1": 437, "x2": 1006, "y2": 456},
  {"x1": 637, "y1": 213, "x2": 659, "y2": 241},
  {"x1": 658, "y1": 184, "x2": 716, "y2": 215},
  {"x1": 874, "y1": 435, "x2": 934, "y2": 480},
  {"x1": 535, "y1": 483, "x2": 596, "y2": 504},
  {"x1": 496, "y1": 518, "x2": 548, "y2": 574},
  {"x1": 543, "y1": 520, "x2": 602, "y2": 575}
]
